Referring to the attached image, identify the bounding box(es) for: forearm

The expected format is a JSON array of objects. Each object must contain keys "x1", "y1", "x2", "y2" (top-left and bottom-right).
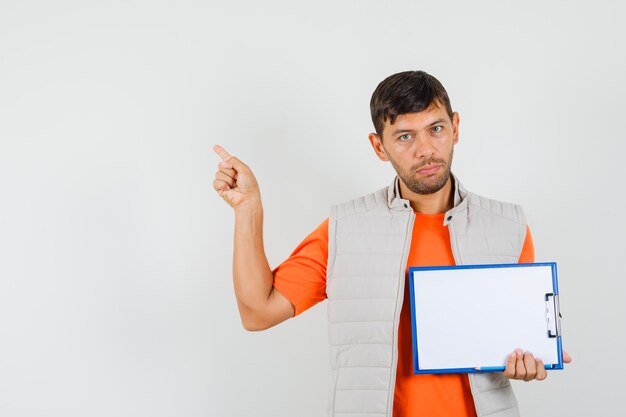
[
  {"x1": 232, "y1": 203, "x2": 274, "y2": 315},
  {"x1": 211, "y1": 145, "x2": 291, "y2": 329}
]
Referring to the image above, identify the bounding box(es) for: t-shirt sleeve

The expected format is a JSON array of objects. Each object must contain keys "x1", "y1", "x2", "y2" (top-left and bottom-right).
[
  {"x1": 518, "y1": 225, "x2": 535, "y2": 263},
  {"x1": 272, "y1": 218, "x2": 329, "y2": 316}
]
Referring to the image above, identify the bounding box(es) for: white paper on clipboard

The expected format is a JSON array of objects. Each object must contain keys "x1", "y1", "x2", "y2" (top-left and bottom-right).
[{"x1": 408, "y1": 262, "x2": 563, "y2": 374}]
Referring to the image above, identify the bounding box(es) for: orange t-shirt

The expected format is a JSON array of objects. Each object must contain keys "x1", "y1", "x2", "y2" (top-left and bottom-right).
[{"x1": 273, "y1": 213, "x2": 535, "y2": 417}]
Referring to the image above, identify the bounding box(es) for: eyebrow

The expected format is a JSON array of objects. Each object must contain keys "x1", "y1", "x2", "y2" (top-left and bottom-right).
[
  {"x1": 428, "y1": 118, "x2": 447, "y2": 127},
  {"x1": 391, "y1": 129, "x2": 414, "y2": 136},
  {"x1": 391, "y1": 118, "x2": 447, "y2": 136}
]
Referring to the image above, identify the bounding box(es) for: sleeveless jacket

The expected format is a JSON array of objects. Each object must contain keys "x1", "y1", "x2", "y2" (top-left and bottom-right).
[{"x1": 326, "y1": 175, "x2": 527, "y2": 417}]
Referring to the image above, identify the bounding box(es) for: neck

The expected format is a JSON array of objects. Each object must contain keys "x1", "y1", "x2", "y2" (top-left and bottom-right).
[{"x1": 398, "y1": 177, "x2": 454, "y2": 214}]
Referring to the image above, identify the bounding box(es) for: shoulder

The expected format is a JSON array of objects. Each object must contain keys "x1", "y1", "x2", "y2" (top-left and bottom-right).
[
  {"x1": 330, "y1": 185, "x2": 391, "y2": 221},
  {"x1": 464, "y1": 190, "x2": 527, "y2": 225}
]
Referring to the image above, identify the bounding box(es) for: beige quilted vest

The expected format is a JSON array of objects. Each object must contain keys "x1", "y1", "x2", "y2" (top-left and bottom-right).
[{"x1": 326, "y1": 175, "x2": 527, "y2": 417}]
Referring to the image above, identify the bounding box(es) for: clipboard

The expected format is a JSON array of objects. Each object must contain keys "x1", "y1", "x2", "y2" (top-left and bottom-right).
[{"x1": 408, "y1": 262, "x2": 563, "y2": 374}]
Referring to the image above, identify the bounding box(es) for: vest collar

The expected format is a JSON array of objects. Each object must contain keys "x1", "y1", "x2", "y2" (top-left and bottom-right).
[
  {"x1": 445, "y1": 174, "x2": 469, "y2": 225},
  {"x1": 386, "y1": 173, "x2": 469, "y2": 224},
  {"x1": 387, "y1": 177, "x2": 411, "y2": 211}
]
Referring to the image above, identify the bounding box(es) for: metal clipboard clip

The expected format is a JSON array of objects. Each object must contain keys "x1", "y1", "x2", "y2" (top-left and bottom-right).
[{"x1": 545, "y1": 293, "x2": 561, "y2": 338}]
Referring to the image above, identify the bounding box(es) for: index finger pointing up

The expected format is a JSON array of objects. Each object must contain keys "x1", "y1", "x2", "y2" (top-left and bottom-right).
[{"x1": 213, "y1": 144, "x2": 232, "y2": 162}]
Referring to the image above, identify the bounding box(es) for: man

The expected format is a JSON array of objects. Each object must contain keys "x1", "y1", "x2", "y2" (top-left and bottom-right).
[{"x1": 212, "y1": 70, "x2": 571, "y2": 417}]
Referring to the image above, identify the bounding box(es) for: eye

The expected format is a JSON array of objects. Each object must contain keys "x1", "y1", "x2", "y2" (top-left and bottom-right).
[
  {"x1": 431, "y1": 125, "x2": 443, "y2": 133},
  {"x1": 399, "y1": 134, "x2": 412, "y2": 141}
]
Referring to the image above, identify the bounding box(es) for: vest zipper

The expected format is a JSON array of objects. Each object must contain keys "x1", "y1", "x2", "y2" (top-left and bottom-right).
[
  {"x1": 386, "y1": 209, "x2": 415, "y2": 417},
  {"x1": 449, "y1": 217, "x2": 491, "y2": 417}
]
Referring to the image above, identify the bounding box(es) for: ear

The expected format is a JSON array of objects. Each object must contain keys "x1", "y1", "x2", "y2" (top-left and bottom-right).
[
  {"x1": 368, "y1": 132, "x2": 389, "y2": 161},
  {"x1": 452, "y1": 112, "x2": 460, "y2": 145}
]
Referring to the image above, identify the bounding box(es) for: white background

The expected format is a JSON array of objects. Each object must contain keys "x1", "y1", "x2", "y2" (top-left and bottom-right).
[{"x1": 1, "y1": 1, "x2": 624, "y2": 416}]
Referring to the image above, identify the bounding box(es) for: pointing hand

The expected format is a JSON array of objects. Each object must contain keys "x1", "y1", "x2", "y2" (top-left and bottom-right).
[{"x1": 212, "y1": 145, "x2": 261, "y2": 210}]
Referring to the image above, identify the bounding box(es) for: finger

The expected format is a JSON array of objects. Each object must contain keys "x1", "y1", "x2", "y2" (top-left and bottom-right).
[
  {"x1": 563, "y1": 351, "x2": 572, "y2": 364},
  {"x1": 213, "y1": 148, "x2": 249, "y2": 173},
  {"x1": 503, "y1": 351, "x2": 517, "y2": 378},
  {"x1": 213, "y1": 146, "x2": 249, "y2": 173},
  {"x1": 219, "y1": 188, "x2": 242, "y2": 207},
  {"x1": 213, "y1": 179, "x2": 231, "y2": 194},
  {"x1": 213, "y1": 144, "x2": 232, "y2": 162},
  {"x1": 224, "y1": 156, "x2": 250, "y2": 173},
  {"x1": 514, "y1": 348, "x2": 526, "y2": 379},
  {"x1": 215, "y1": 171, "x2": 236, "y2": 188},
  {"x1": 535, "y1": 359, "x2": 548, "y2": 381},
  {"x1": 522, "y1": 351, "x2": 536, "y2": 381},
  {"x1": 217, "y1": 163, "x2": 238, "y2": 180}
]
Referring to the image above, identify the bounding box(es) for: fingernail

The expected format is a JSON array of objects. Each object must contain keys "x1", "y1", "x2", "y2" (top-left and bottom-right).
[{"x1": 516, "y1": 349, "x2": 523, "y2": 357}]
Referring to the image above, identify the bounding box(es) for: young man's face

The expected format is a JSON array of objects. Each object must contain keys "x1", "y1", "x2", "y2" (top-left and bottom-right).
[{"x1": 369, "y1": 103, "x2": 459, "y2": 195}]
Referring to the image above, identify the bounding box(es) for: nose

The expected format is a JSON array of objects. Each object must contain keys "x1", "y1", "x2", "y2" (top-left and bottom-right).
[{"x1": 413, "y1": 134, "x2": 435, "y2": 159}]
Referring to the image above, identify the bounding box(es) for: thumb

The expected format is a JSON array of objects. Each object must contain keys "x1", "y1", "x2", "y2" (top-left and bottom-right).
[{"x1": 563, "y1": 351, "x2": 572, "y2": 364}]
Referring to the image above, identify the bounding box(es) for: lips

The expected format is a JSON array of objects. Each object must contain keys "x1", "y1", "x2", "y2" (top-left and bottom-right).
[{"x1": 416, "y1": 164, "x2": 442, "y2": 175}]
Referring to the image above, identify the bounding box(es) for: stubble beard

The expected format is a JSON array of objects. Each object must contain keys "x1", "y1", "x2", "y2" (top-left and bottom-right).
[{"x1": 388, "y1": 147, "x2": 454, "y2": 195}]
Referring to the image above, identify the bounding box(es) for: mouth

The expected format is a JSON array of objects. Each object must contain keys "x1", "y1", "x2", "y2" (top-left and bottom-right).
[{"x1": 416, "y1": 164, "x2": 442, "y2": 175}]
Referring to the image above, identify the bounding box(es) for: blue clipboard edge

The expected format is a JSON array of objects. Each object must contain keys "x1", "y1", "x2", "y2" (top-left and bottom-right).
[{"x1": 408, "y1": 262, "x2": 564, "y2": 374}]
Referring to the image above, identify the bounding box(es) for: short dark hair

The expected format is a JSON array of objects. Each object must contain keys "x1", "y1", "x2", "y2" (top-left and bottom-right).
[{"x1": 370, "y1": 70, "x2": 454, "y2": 136}]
